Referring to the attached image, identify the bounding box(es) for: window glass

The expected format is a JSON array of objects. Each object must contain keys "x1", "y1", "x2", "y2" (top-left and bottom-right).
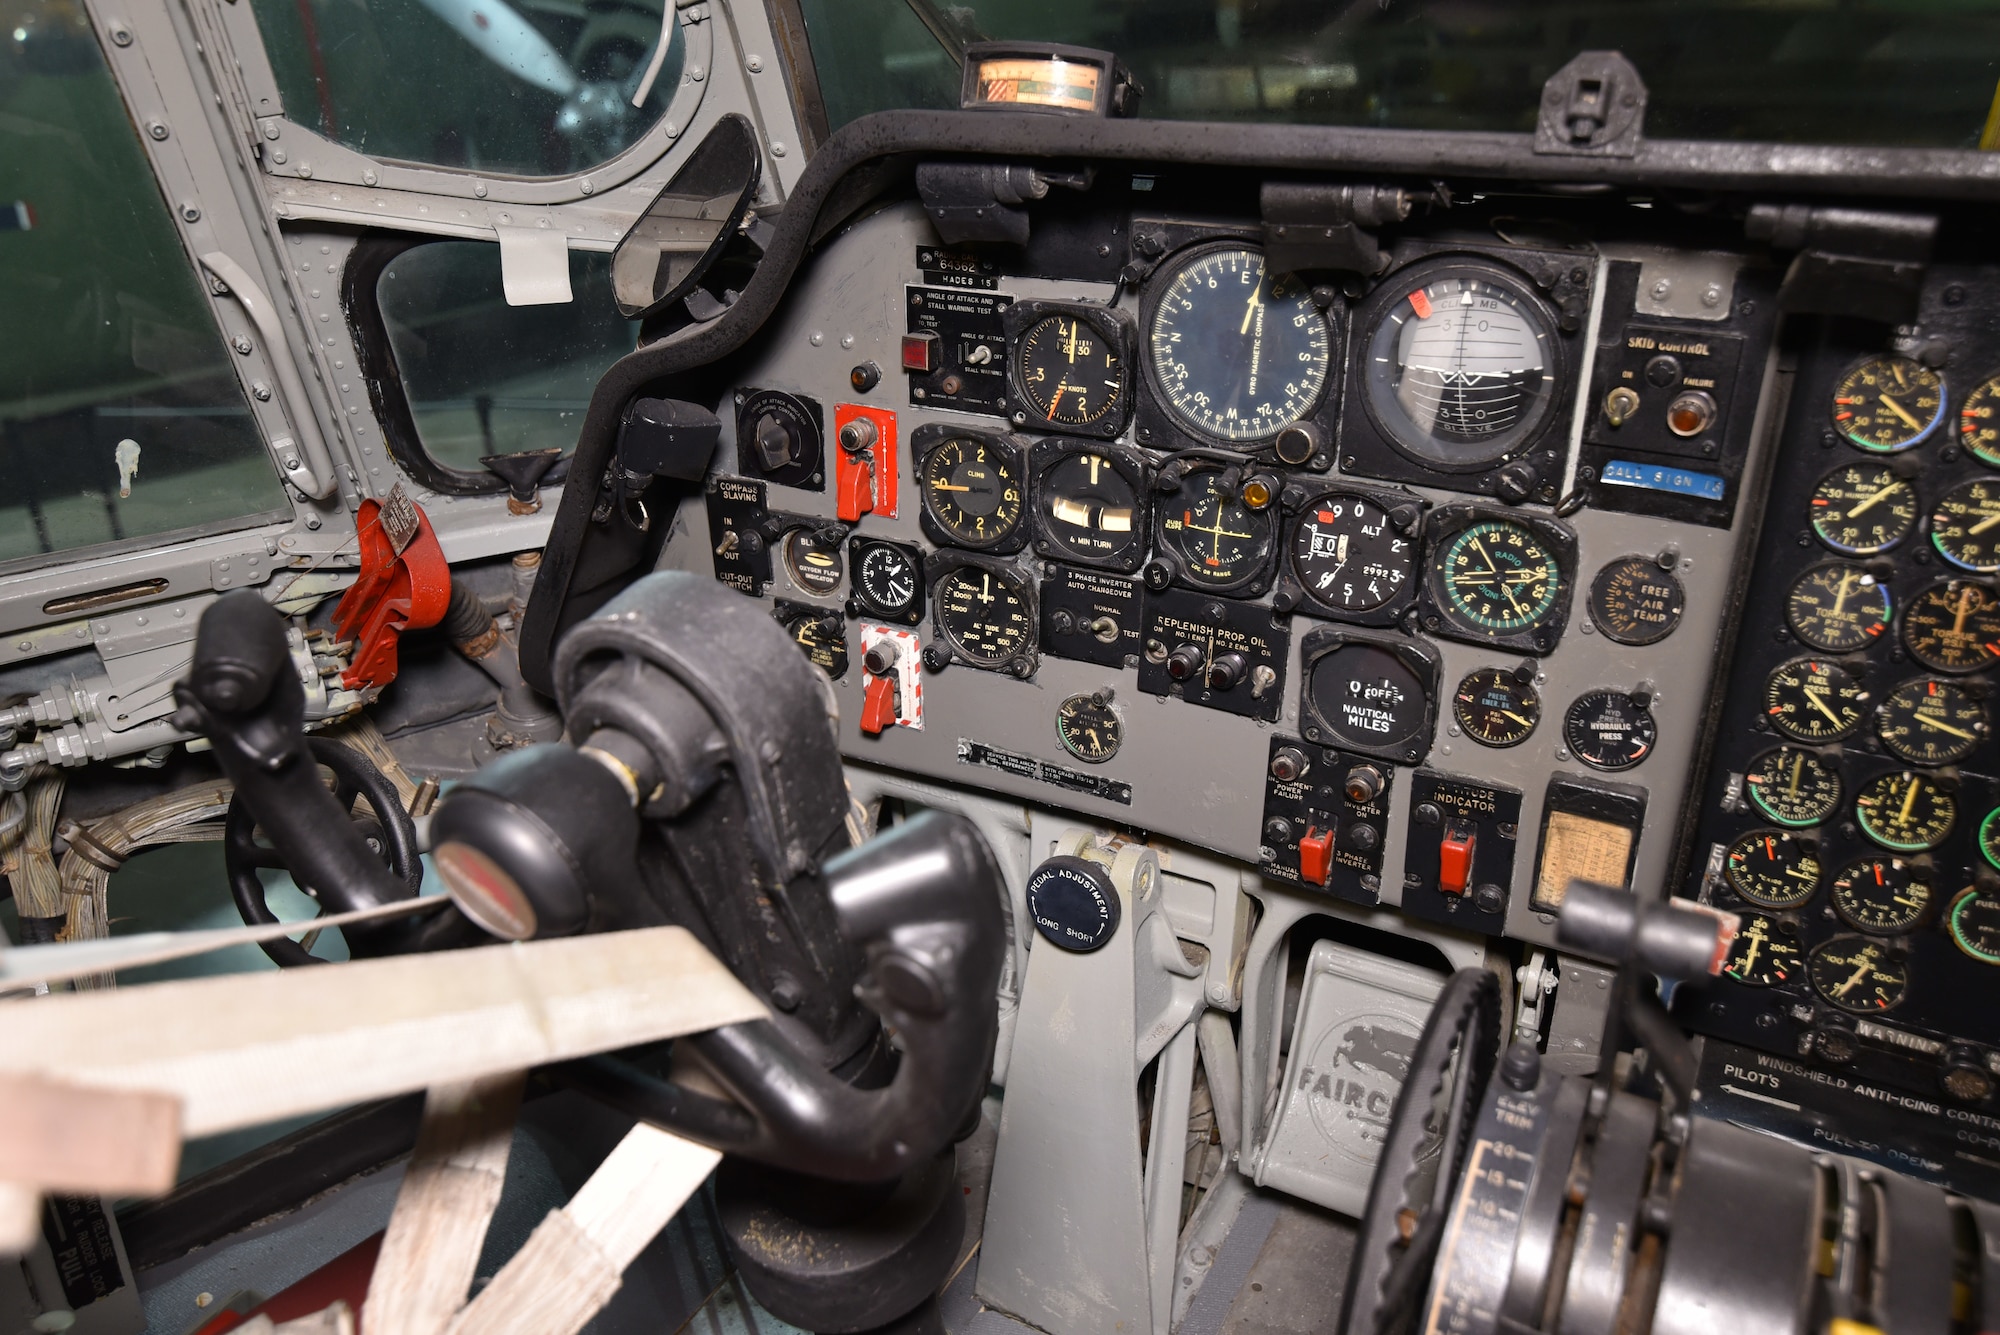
[
  {"x1": 250, "y1": 0, "x2": 684, "y2": 175},
  {"x1": 0, "y1": 2, "x2": 290, "y2": 568},
  {"x1": 377, "y1": 243, "x2": 637, "y2": 472},
  {"x1": 802, "y1": 0, "x2": 2000, "y2": 150}
]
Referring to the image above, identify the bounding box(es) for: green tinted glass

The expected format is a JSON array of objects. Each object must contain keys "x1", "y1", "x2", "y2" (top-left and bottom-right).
[{"x1": 0, "y1": 4, "x2": 288, "y2": 567}]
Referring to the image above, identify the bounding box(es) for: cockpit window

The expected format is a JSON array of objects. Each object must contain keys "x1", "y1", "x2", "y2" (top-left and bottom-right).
[
  {"x1": 368, "y1": 241, "x2": 637, "y2": 477},
  {"x1": 248, "y1": 0, "x2": 683, "y2": 175},
  {"x1": 1, "y1": 2, "x2": 290, "y2": 567},
  {"x1": 803, "y1": 0, "x2": 2000, "y2": 150}
]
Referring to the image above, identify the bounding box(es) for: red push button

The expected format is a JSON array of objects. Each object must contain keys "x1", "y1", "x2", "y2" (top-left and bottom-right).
[
  {"x1": 901, "y1": 332, "x2": 938, "y2": 373},
  {"x1": 860, "y1": 673, "x2": 899, "y2": 736},
  {"x1": 1439, "y1": 823, "x2": 1477, "y2": 896},
  {"x1": 1298, "y1": 826, "x2": 1335, "y2": 887}
]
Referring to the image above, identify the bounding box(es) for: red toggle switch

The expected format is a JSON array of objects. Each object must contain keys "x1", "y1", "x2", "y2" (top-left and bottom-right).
[
  {"x1": 1438, "y1": 822, "x2": 1477, "y2": 896},
  {"x1": 860, "y1": 673, "x2": 899, "y2": 736},
  {"x1": 837, "y1": 454, "x2": 875, "y2": 523},
  {"x1": 1298, "y1": 826, "x2": 1335, "y2": 887}
]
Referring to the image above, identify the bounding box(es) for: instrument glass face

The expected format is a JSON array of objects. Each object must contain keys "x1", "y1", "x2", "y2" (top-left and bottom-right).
[
  {"x1": 1949, "y1": 887, "x2": 2000, "y2": 965},
  {"x1": 1876, "y1": 677, "x2": 1985, "y2": 766},
  {"x1": 1724, "y1": 829, "x2": 1820, "y2": 909},
  {"x1": 933, "y1": 565, "x2": 1033, "y2": 666},
  {"x1": 1853, "y1": 771, "x2": 1955, "y2": 853},
  {"x1": 921, "y1": 436, "x2": 1024, "y2": 549},
  {"x1": 1147, "y1": 246, "x2": 1332, "y2": 442},
  {"x1": 1038, "y1": 449, "x2": 1144, "y2": 566},
  {"x1": 1307, "y1": 643, "x2": 1431, "y2": 754},
  {"x1": 1784, "y1": 563, "x2": 1891, "y2": 653},
  {"x1": 1562, "y1": 690, "x2": 1656, "y2": 771},
  {"x1": 1930, "y1": 478, "x2": 2000, "y2": 573},
  {"x1": 1763, "y1": 658, "x2": 1867, "y2": 742},
  {"x1": 1807, "y1": 462, "x2": 1915, "y2": 556},
  {"x1": 783, "y1": 528, "x2": 844, "y2": 596},
  {"x1": 1830, "y1": 856, "x2": 1932, "y2": 933},
  {"x1": 1744, "y1": 746, "x2": 1843, "y2": 828},
  {"x1": 1588, "y1": 557, "x2": 1684, "y2": 646},
  {"x1": 1015, "y1": 314, "x2": 1126, "y2": 429},
  {"x1": 1808, "y1": 936, "x2": 1910, "y2": 1013},
  {"x1": 1055, "y1": 691, "x2": 1123, "y2": 763},
  {"x1": 1902, "y1": 580, "x2": 2000, "y2": 673},
  {"x1": 1959, "y1": 372, "x2": 2000, "y2": 467},
  {"x1": 1829, "y1": 355, "x2": 1944, "y2": 451},
  {"x1": 1289, "y1": 495, "x2": 1414, "y2": 613},
  {"x1": 1157, "y1": 471, "x2": 1276, "y2": 588},
  {"x1": 853, "y1": 540, "x2": 922, "y2": 620},
  {"x1": 1723, "y1": 914, "x2": 1802, "y2": 987},
  {"x1": 1452, "y1": 666, "x2": 1540, "y2": 748},
  {"x1": 1430, "y1": 519, "x2": 1563, "y2": 637}
]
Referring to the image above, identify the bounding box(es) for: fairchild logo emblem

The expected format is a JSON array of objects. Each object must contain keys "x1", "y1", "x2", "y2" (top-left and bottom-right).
[{"x1": 1301, "y1": 1014, "x2": 1423, "y2": 1163}]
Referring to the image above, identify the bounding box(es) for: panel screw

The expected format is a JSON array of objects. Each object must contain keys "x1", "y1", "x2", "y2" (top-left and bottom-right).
[
  {"x1": 108, "y1": 20, "x2": 132, "y2": 44},
  {"x1": 580, "y1": 178, "x2": 595, "y2": 194},
  {"x1": 745, "y1": 54, "x2": 763, "y2": 72},
  {"x1": 179, "y1": 203, "x2": 200, "y2": 222},
  {"x1": 252, "y1": 382, "x2": 272, "y2": 401},
  {"x1": 362, "y1": 169, "x2": 378, "y2": 186},
  {"x1": 231, "y1": 335, "x2": 253, "y2": 354},
  {"x1": 770, "y1": 142, "x2": 787, "y2": 158},
  {"x1": 473, "y1": 181, "x2": 487, "y2": 198},
  {"x1": 146, "y1": 118, "x2": 169, "y2": 139}
]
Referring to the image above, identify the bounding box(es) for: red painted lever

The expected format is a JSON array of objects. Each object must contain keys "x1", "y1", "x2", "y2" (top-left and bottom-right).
[
  {"x1": 1298, "y1": 826, "x2": 1334, "y2": 887},
  {"x1": 860, "y1": 672, "x2": 899, "y2": 736},
  {"x1": 1439, "y1": 823, "x2": 1477, "y2": 896}
]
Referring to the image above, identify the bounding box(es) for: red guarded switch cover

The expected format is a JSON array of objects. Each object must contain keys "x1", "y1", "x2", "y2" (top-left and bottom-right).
[
  {"x1": 860, "y1": 673, "x2": 900, "y2": 736},
  {"x1": 1439, "y1": 823, "x2": 1477, "y2": 895},
  {"x1": 832, "y1": 403, "x2": 898, "y2": 522},
  {"x1": 1298, "y1": 826, "x2": 1335, "y2": 886}
]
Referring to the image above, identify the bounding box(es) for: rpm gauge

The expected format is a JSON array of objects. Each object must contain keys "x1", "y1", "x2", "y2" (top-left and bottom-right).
[
  {"x1": 1959, "y1": 373, "x2": 2000, "y2": 467},
  {"x1": 1289, "y1": 493, "x2": 1416, "y2": 615},
  {"x1": 1744, "y1": 745, "x2": 1842, "y2": 829},
  {"x1": 1807, "y1": 462, "x2": 1915, "y2": 556},
  {"x1": 1809, "y1": 936, "x2": 1909, "y2": 1013},
  {"x1": 1359, "y1": 260, "x2": 1561, "y2": 468},
  {"x1": 1830, "y1": 355, "x2": 1944, "y2": 452},
  {"x1": 1930, "y1": 478, "x2": 2000, "y2": 572},
  {"x1": 1146, "y1": 245, "x2": 1332, "y2": 444},
  {"x1": 932, "y1": 564, "x2": 1035, "y2": 669},
  {"x1": 1902, "y1": 580, "x2": 2000, "y2": 673},
  {"x1": 1156, "y1": 470, "x2": 1277, "y2": 591}
]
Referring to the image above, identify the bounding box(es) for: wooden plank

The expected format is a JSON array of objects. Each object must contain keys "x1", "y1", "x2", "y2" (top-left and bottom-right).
[
  {"x1": 364, "y1": 1074, "x2": 525, "y2": 1335},
  {"x1": 0, "y1": 927, "x2": 764, "y2": 1137},
  {"x1": 0, "y1": 1073, "x2": 181, "y2": 1194},
  {"x1": 440, "y1": 1124, "x2": 721, "y2": 1335}
]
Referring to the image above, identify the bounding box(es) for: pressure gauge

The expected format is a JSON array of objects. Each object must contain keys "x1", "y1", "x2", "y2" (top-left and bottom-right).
[
  {"x1": 1808, "y1": 936, "x2": 1909, "y2": 1013},
  {"x1": 1452, "y1": 666, "x2": 1540, "y2": 748},
  {"x1": 1902, "y1": 580, "x2": 2000, "y2": 673},
  {"x1": 1724, "y1": 914, "x2": 1803, "y2": 987},
  {"x1": 1853, "y1": 771, "x2": 1955, "y2": 852},
  {"x1": 1562, "y1": 690, "x2": 1656, "y2": 771},
  {"x1": 1784, "y1": 563, "x2": 1891, "y2": 653},
  {"x1": 1876, "y1": 677, "x2": 1985, "y2": 766},
  {"x1": 1830, "y1": 355, "x2": 1944, "y2": 451},
  {"x1": 1763, "y1": 658, "x2": 1867, "y2": 743},
  {"x1": 1744, "y1": 745, "x2": 1842, "y2": 829}
]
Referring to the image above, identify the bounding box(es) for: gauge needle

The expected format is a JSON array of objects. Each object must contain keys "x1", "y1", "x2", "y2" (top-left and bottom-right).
[
  {"x1": 1878, "y1": 394, "x2": 1925, "y2": 432},
  {"x1": 1970, "y1": 509, "x2": 2000, "y2": 536},
  {"x1": 1063, "y1": 320, "x2": 1079, "y2": 364},
  {"x1": 1737, "y1": 930, "x2": 1762, "y2": 977},
  {"x1": 1788, "y1": 753, "x2": 1804, "y2": 796},
  {"x1": 1470, "y1": 535, "x2": 1529, "y2": 617},
  {"x1": 932, "y1": 482, "x2": 971, "y2": 492},
  {"x1": 1240, "y1": 284, "x2": 1262, "y2": 336},
  {"x1": 1917, "y1": 713, "x2": 1978, "y2": 740},
  {"x1": 1956, "y1": 585, "x2": 1977, "y2": 633},
  {"x1": 1835, "y1": 955, "x2": 1875, "y2": 997},
  {"x1": 1832, "y1": 570, "x2": 1854, "y2": 616},
  {"x1": 1899, "y1": 778, "x2": 1921, "y2": 823},
  {"x1": 1802, "y1": 686, "x2": 1845, "y2": 727},
  {"x1": 1501, "y1": 710, "x2": 1532, "y2": 727},
  {"x1": 1846, "y1": 483, "x2": 1902, "y2": 518},
  {"x1": 977, "y1": 574, "x2": 993, "y2": 604},
  {"x1": 1048, "y1": 384, "x2": 1068, "y2": 416}
]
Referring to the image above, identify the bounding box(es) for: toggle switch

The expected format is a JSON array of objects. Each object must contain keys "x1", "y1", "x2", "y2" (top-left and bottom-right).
[
  {"x1": 1438, "y1": 821, "x2": 1477, "y2": 896},
  {"x1": 860, "y1": 672, "x2": 899, "y2": 736},
  {"x1": 1298, "y1": 826, "x2": 1335, "y2": 887}
]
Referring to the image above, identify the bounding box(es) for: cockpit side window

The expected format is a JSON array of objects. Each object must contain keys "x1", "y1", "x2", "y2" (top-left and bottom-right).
[
  {"x1": 347, "y1": 238, "x2": 637, "y2": 490},
  {"x1": 0, "y1": 2, "x2": 290, "y2": 567},
  {"x1": 247, "y1": 0, "x2": 684, "y2": 176}
]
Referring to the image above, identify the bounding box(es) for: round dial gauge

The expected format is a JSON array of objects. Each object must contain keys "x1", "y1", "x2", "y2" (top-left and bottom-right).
[
  {"x1": 1146, "y1": 246, "x2": 1332, "y2": 443},
  {"x1": 1982, "y1": 809, "x2": 2000, "y2": 871},
  {"x1": 852, "y1": 540, "x2": 922, "y2": 622},
  {"x1": 1831, "y1": 856, "x2": 1932, "y2": 933},
  {"x1": 1903, "y1": 580, "x2": 2000, "y2": 673},
  {"x1": 1037, "y1": 449, "x2": 1144, "y2": 567},
  {"x1": 783, "y1": 528, "x2": 844, "y2": 597},
  {"x1": 1157, "y1": 472, "x2": 1276, "y2": 589},
  {"x1": 1588, "y1": 557, "x2": 1684, "y2": 646},
  {"x1": 921, "y1": 436, "x2": 1024, "y2": 550},
  {"x1": 932, "y1": 565, "x2": 1034, "y2": 667},
  {"x1": 1724, "y1": 829, "x2": 1821, "y2": 909},
  {"x1": 1764, "y1": 658, "x2": 1868, "y2": 742},
  {"x1": 1784, "y1": 563, "x2": 1891, "y2": 653},
  {"x1": 1808, "y1": 462, "x2": 1916, "y2": 555},
  {"x1": 1959, "y1": 373, "x2": 2000, "y2": 467},
  {"x1": 1930, "y1": 478, "x2": 2000, "y2": 573},
  {"x1": 1877, "y1": 677, "x2": 1985, "y2": 766},
  {"x1": 779, "y1": 607, "x2": 848, "y2": 680},
  {"x1": 1361, "y1": 263, "x2": 1560, "y2": 468},
  {"x1": 1430, "y1": 520, "x2": 1564, "y2": 638},
  {"x1": 1830, "y1": 355, "x2": 1945, "y2": 451},
  {"x1": 1055, "y1": 691, "x2": 1122, "y2": 764},
  {"x1": 1289, "y1": 495, "x2": 1415, "y2": 614},
  {"x1": 1452, "y1": 666, "x2": 1540, "y2": 748},
  {"x1": 1809, "y1": 936, "x2": 1909, "y2": 1012},
  {"x1": 1949, "y1": 887, "x2": 2000, "y2": 964},
  {"x1": 1306, "y1": 643, "x2": 1432, "y2": 756},
  {"x1": 1854, "y1": 771, "x2": 1956, "y2": 852},
  {"x1": 1724, "y1": 914, "x2": 1802, "y2": 987},
  {"x1": 1745, "y1": 745, "x2": 1843, "y2": 828},
  {"x1": 1563, "y1": 690, "x2": 1656, "y2": 771},
  {"x1": 1015, "y1": 313, "x2": 1126, "y2": 429}
]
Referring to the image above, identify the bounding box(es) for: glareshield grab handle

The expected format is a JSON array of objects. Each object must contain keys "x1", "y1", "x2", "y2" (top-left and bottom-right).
[{"x1": 200, "y1": 251, "x2": 339, "y2": 499}]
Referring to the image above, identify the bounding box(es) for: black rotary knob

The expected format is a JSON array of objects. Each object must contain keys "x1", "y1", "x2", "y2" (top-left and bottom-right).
[{"x1": 1025, "y1": 855, "x2": 1121, "y2": 952}]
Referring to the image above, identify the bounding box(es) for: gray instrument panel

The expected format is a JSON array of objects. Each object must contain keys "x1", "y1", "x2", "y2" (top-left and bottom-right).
[{"x1": 655, "y1": 204, "x2": 1776, "y2": 947}]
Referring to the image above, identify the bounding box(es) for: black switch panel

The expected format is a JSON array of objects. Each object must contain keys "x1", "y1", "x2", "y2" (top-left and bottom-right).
[
  {"x1": 1040, "y1": 567, "x2": 1143, "y2": 668},
  {"x1": 1137, "y1": 588, "x2": 1287, "y2": 721},
  {"x1": 1400, "y1": 771, "x2": 1522, "y2": 934},
  {"x1": 1257, "y1": 735, "x2": 1389, "y2": 907}
]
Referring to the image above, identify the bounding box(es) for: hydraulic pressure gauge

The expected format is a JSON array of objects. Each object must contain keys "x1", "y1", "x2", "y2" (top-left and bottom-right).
[
  {"x1": 1902, "y1": 580, "x2": 2000, "y2": 673},
  {"x1": 1724, "y1": 914, "x2": 1802, "y2": 987},
  {"x1": 1155, "y1": 468, "x2": 1277, "y2": 592},
  {"x1": 1764, "y1": 658, "x2": 1867, "y2": 742},
  {"x1": 1055, "y1": 691, "x2": 1122, "y2": 764},
  {"x1": 1785, "y1": 563, "x2": 1891, "y2": 653},
  {"x1": 1452, "y1": 666, "x2": 1540, "y2": 748},
  {"x1": 1808, "y1": 462, "x2": 1915, "y2": 555},
  {"x1": 1031, "y1": 443, "x2": 1149, "y2": 570},
  {"x1": 1830, "y1": 355, "x2": 1944, "y2": 451},
  {"x1": 1959, "y1": 372, "x2": 2000, "y2": 467},
  {"x1": 1724, "y1": 829, "x2": 1820, "y2": 909},
  {"x1": 1930, "y1": 478, "x2": 2000, "y2": 572},
  {"x1": 1587, "y1": 557, "x2": 1684, "y2": 646},
  {"x1": 1876, "y1": 677, "x2": 1985, "y2": 766},
  {"x1": 931, "y1": 562, "x2": 1035, "y2": 670},
  {"x1": 1562, "y1": 690, "x2": 1656, "y2": 771},
  {"x1": 1012, "y1": 311, "x2": 1129, "y2": 431},
  {"x1": 1745, "y1": 745, "x2": 1843, "y2": 828},
  {"x1": 1949, "y1": 886, "x2": 2000, "y2": 964},
  {"x1": 1430, "y1": 519, "x2": 1565, "y2": 638},
  {"x1": 1853, "y1": 771, "x2": 1956, "y2": 852},
  {"x1": 848, "y1": 538, "x2": 925, "y2": 625},
  {"x1": 1809, "y1": 936, "x2": 1909, "y2": 1012},
  {"x1": 1831, "y1": 856, "x2": 1932, "y2": 933},
  {"x1": 1145, "y1": 244, "x2": 1332, "y2": 445},
  {"x1": 918, "y1": 433, "x2": 1025, "y2": 552},
  {"x1": 1289, "y1": 494, "x2": 1416, "y2": 615}
]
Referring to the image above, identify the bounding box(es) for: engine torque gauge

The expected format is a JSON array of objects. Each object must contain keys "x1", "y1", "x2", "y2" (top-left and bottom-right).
[
  {"x1": 1830, "y1": 355, "x2": 1944, "y2": 451},
  {"x1": 1430, "y1": 519, "x2": 1564, "y2": 638},
  {"x1": 1012, "y1": 312, "x2": 1128, "y2": 431},
  {"x1": 1854, "y1": 771, "x2": 1955, "y2": 852},
  {"x1": 1155, "y1": 469, "x2": 1277, "y2": 592},
  {"x1": 1808, "y1": 462, "x2": 1915, "y2": 555},
  {"x1": 1724, "y1": 829, "x2": 1820, "y2": 909},
  {"x1": 918, "y1": 433, "x2": 1025, "y2": 552},
  {"x1": 1055, "y1": 691, "x2": 1122, "y2": 764},
  {"x1": 1724, "y1": 914, "x2": 1802, "y2": 987},
  {"x1": 1831, "y1": 856, "x2": 1932, "y2": 933},
  {"x1": 1949, "y1": 887, "x2": 2000, "y2": 964},
  {"x1": 1031, "y1": 443, "x2": 1148, "y2": 570},
  {"x1": 1960, "y1": 372, "x2": 2000, "y2": 467},
  {"x1": 1809, "y1": 936, "x2": 1909, "y2": 1013},
  {"x1": 1876, "y1": 677, "x2": 1985, "y2": 766},
  {"x1": 1452, "y1": 666, "x2": 1540, "y2": 748},
  {"x1": 1289, "y1": 494, "x2": 1416, "y2": 615},
  {"x1": 931, "y1": 563, "x2": 1035, "y2": 670},
  {"x1": 1764, "y1": 658, "x2": 1867, "y2": 742},
  {"x1": 1563, "y1": 690, "x2": 1656, "y2": 771},
  {"x1": 1745, "y1": 745, "x2": 1842, "y2": 828},
  {"x1": 1145, "y1": 245, "x2": 1332, "y2": 444},
  {"x1": 1588, "y1": 557, "x2": 1684, "y2": 646},
  {"x1": 1930, "y1": 478, "x2": 2000, "y2": 572},
  {"x1": 848, "y1": 538, "x2": 924, "y2": 625},
  {"x1": 1903, "y1": 580, "x2": 2000, "y2": 672},
  {"x1": 1785, "y1": 563, "x2": 1891, "y2": 653}
]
